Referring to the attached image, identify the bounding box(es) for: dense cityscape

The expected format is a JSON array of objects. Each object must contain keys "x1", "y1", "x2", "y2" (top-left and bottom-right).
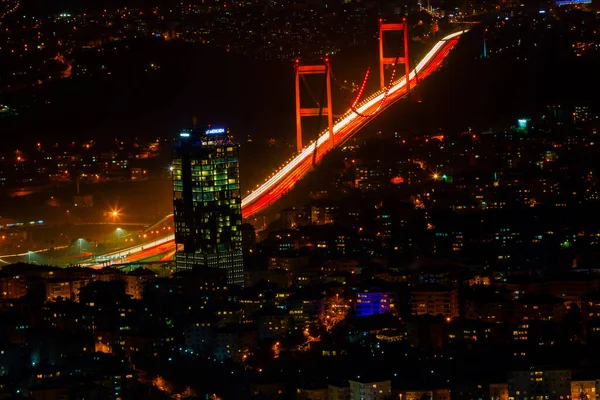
[{"x1": 1, "y1": 0, "x2": 600, "y2": 399}]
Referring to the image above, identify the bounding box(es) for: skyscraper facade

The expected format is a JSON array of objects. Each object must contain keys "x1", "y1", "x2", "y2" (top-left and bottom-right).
[{"x1": 172, "y1": 127, "x2": 244, "y2": 286}]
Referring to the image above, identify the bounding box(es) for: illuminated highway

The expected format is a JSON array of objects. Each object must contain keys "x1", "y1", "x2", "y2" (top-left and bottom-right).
[
  {"x1": 241, "y1": 30, "x2": 465, "y2": 218},
  {"x1": 81, "y1": 31, "x2": 465, "y2": 264},
  {"x1": 96, "y1": 234, "x2": 175, "y2": 260}
]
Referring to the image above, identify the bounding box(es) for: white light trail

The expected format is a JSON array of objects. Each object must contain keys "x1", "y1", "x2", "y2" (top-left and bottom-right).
[
  {"x1": 98, "y1": 234, "x2": 175, "y2": 259},
  {"x1": 0, "y1": 245, "x2": 69, "y2": 259},
  {"x1": 84, "y1": 31, "x2": 465, "y2": 261},
  {"x1": 241, "y1": 31, "x2": 465, "y2": 208}
]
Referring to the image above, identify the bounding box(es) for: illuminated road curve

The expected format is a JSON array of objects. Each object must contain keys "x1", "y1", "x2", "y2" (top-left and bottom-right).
[
  {"x1": 94, "y1": 234, "x2": 175, "y2": 260},
  {"x1": 241, "y1": 30, "x2": 465, "y2": 219}
]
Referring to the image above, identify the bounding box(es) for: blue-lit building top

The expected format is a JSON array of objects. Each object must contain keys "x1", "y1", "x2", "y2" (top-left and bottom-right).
[
  {"x1": 172, "y1": 127, "x2": 244, "y2": 286},
  {"x1": 555, "y1": 0, "x2": 591, "y2": 5},
  {"x1": 355, "y1": 290, "x2": 394, "y2": 317}
]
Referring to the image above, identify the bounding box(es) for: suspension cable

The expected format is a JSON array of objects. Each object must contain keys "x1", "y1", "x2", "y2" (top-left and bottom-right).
[
  {"x1": 328, "y1": 50, "x2": 402, "y2": 119},
  {"x1": 350, "y1": 67, "x2": 371, "y2": 109},
  {"x1": 348, "y1": 56, "x2": 400, "y2": 118},
  {"x1": 328, "y1": 65, "x2": 371, "y2": 112},
  {"x1": 312, "y1": 65, "x2": 328, "y2": 166}
]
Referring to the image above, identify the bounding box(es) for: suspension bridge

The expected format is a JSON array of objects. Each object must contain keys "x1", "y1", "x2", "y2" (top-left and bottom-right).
[
  {"x1": 58, "y1": 23, "x2": 466, "y2": 266},
  {"x1": 241, "y1": 26, "x2": 466, "y2": 218}
]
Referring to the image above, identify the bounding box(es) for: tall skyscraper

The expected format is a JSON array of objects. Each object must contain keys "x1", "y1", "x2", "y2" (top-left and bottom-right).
[{"x1": 172, "y1": 127, "x2": 244, "y2": 286}]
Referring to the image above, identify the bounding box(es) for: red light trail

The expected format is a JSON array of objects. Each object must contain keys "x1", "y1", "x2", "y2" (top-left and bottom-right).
[
  {"x1": 241, "y1": 31, "x2": 465, "y2": 219},
  {"x1": 90, "y1": 31, "x2": 465, "y2": 262}
]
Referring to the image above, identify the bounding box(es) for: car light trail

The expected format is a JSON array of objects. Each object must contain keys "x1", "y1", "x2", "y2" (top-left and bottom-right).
[
  {"x1": 89, "y1": 31, "x2": 465, "y2": 261},
  {"x1": 96, "y1": 234, "x2": 175, "y2": 260},
  {"x1": 241, "y1": 41, "x2": 460, "y2": 218},
  {"x1": 241, "y1": 31, "x2": 465, "y2": 217}
]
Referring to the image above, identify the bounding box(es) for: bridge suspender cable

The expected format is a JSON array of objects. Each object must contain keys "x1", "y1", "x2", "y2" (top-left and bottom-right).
[
  {"x1": 297, "y1": 63, "x2": 330, "y2": 166},
  {"x1": 300, "y1": 73, "x2": 322, "y2": 108},
  {"x1": 328, "y1": 65, "x2": 371, "y2": 116},
  {"x1": 347, "y1": 54, "x2": 400, "y2": 118},
  {"x1": 312, "y1": 64, "x2": 329, "y2": 166},
  {"x1": 327, "y1": 44, "x2": 405, "y2": 119}
]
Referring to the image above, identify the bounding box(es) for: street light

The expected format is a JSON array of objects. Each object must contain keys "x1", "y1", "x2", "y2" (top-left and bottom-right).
[
  {"x1": 116, "y1": 228, "x2": 122, "y2": 245},
  {"x1": 78, "y1": 238, "x2": 83, "y2": 261},
  {"x1": 109, "y1": 207, "x2": 121, "y2": 220},
  {"x1": 27, "y1": 251, "x2": 32, "y2": 264}
]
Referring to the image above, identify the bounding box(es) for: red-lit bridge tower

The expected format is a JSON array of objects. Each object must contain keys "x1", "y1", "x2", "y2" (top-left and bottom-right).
[
  {"x1": 379, "y1": 18, "x2": 411, "y2": 93},
  {"x1": 294, "y1": 59, "x2": 334, "y2": 154}
]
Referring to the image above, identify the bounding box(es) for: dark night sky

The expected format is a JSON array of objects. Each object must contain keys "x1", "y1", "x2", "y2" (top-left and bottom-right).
[
  {"x1": 19, "y1": 0, "x2": 178, "y2": 14},
  {"x1": 3, "y1": 5, "x2": 600, "y2": 188}
]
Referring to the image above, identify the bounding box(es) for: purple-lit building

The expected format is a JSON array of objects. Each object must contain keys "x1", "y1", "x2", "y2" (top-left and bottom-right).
[{"x1": 355, "y1": 290, "x2": 395, "y2": 317}]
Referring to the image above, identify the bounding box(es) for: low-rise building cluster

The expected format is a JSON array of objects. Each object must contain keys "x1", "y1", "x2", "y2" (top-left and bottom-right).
[{"x1": 0, "y1": 255, "x2": 600, "y2": 398}]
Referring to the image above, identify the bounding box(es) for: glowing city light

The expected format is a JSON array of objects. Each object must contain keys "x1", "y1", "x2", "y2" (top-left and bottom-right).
[{"x1": 518, "y1": 118, "x2": 529, "y2": 129}]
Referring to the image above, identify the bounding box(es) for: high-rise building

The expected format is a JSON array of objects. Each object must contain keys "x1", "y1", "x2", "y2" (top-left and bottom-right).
[{"x1": 172, "y1": 127, "x2": 244, "y2": 286}]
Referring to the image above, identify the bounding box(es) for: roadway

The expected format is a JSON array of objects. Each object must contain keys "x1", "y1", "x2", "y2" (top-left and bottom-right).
[
  {"x1": 54, "y1": 31, "x2": 465, "y2": 266},
  {"x1": 89, "y1": 214, "x2": 176, "y2": 266},
  {"x1": 0, "y1": 213, "x2": 176, "y2": 265},
  {"x1": 241, "y1": 30, "x2": 465, "y2": 218},
  {"x1": 85, "y1": 234, "x2": 175, "y2": 267}
]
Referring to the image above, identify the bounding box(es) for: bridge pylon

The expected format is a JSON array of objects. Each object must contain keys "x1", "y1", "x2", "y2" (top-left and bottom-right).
[
  {"x1": 294, "y1": 59, "x2": 334, "y2": 154},
  {"x1": 379, "y1": 18, "x2": 411, "y2": 93}
]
